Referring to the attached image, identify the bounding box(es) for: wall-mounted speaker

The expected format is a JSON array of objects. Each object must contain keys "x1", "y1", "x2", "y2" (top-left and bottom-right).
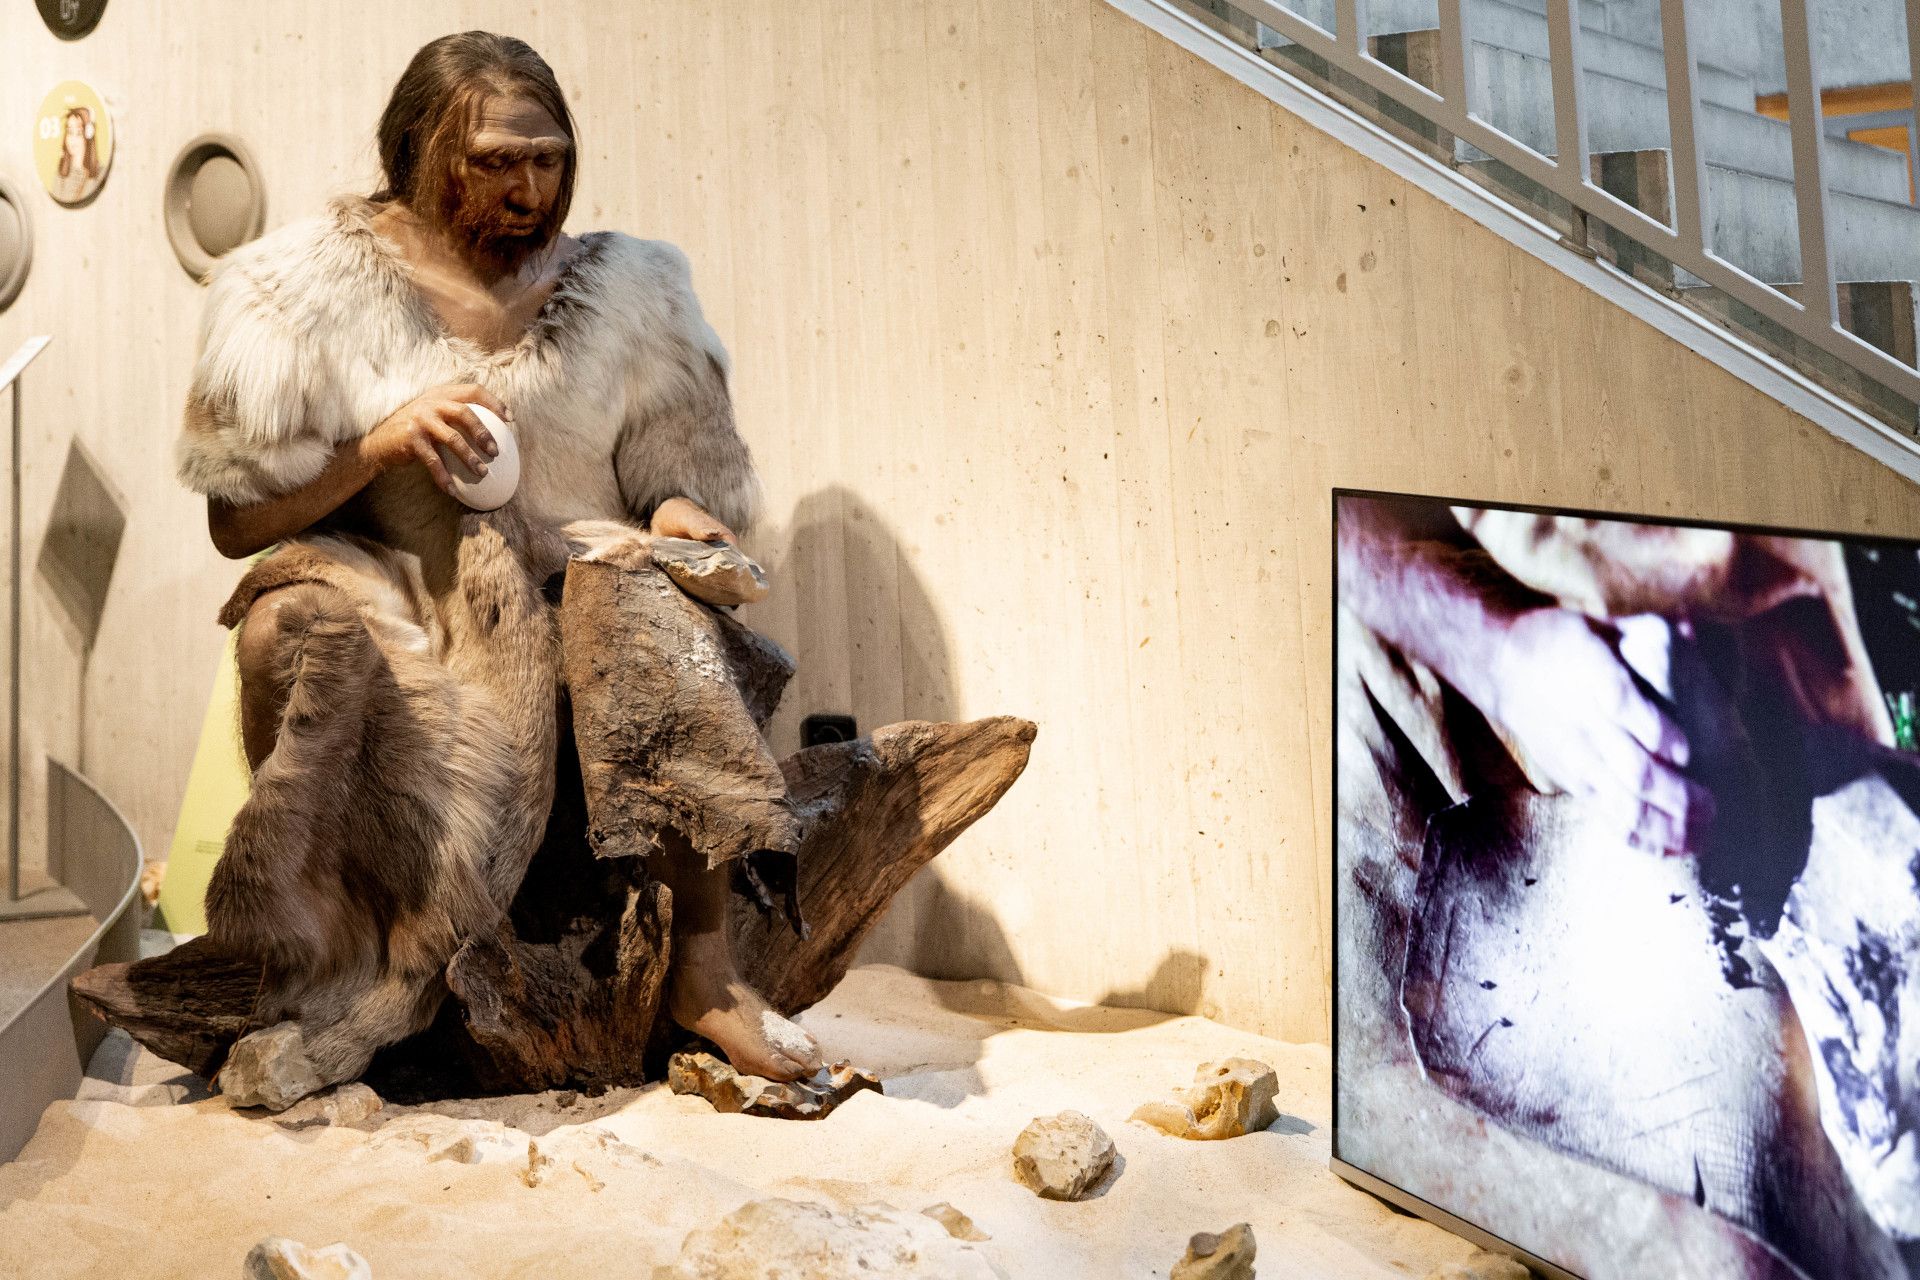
[
  {"x1": 163, "y1": 134, "x2": 265, "y2": 282},
  {"x1": 0, "y1": 175, "x2": 31, "y2": 313}
]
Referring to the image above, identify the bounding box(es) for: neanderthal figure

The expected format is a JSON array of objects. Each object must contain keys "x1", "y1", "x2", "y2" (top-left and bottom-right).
[{"x1": 174, "y1": 32, "x2": 826, "y2": 1094}]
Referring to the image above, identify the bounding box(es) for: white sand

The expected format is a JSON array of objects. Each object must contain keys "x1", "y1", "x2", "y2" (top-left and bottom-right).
[{"x1": 0, "y1": 964, "x2": 1482, "y2": 1278}]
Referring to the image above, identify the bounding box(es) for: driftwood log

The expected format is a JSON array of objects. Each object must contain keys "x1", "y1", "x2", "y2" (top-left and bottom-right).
[{"x1": 72, "y1": 554, "x2": 1035, "y2": 1103}]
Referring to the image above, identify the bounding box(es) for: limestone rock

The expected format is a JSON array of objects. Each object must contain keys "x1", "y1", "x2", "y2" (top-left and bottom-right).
[
  {"x1": 1171, "y1": 1224, "x2": 1256, "y2": 1279},
  {"x1": 218, "y1": 1023, "x2": 326, "y2": 1113},
  {"x1": 920, "y1": 1202, "x2": 991, "y2": 1241},
  {"x1": 1011, "y1": 1110, "x2": 1116, "y2": 1200},
  {"x1": 523, "y1": 1125, "x2": 661, "y2": 1189},
  {"x1": 369, "y1": 1114, "x2": 528, "y2": 1165},
  {"x1": 1426, "y1": 1251, "x2": 1533, "y2": 1280},
  {"x1": 650, "y1": 536, "x2": 770, "y2": 606},
  {"x1": 272, "y1": 1083, "x2": 383, "y2": 1132},
  {"x1": 242, "y1": 1237, "x2": 372, "y2": 1280},
  {"x1": 1131, "y1": 1058, "x2": 1280, "y2": 1140},
  {"x1": 667, "y1": 1050, "x2": 881, "y2": 1120},
  {"x1": 649, "y1": 1197, "x2": 1005, "y2": 1279}
]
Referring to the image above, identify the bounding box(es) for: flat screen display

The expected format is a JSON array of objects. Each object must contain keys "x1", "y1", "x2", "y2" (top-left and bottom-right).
[{"x1": 1333, "y1": 489, "x2": 1920, "y2": 1280}]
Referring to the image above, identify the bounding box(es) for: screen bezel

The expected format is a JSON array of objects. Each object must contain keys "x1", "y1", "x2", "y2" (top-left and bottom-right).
[{"x1": 1327, "y1": 486, "x2": 1920, "y2": 1280}]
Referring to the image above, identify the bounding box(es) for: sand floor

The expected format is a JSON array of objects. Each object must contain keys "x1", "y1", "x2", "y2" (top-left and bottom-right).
[{"x1": 0, "y1": 964, "x2": 1482, "y2": 1278}]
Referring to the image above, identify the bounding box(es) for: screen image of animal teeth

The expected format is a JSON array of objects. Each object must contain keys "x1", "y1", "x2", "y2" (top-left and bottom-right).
[{"x1": 1333, "y1": 491, "x2": 1920, "y2": 1280}]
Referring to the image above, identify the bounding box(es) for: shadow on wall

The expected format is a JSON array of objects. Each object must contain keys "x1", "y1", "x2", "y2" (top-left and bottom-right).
[
  {"x1": 762, "y1": 484, "x2": 1212, "y2": 1028},
  {"x1": 759, "y1": 482, "x2": 1013, "y2": 985}
]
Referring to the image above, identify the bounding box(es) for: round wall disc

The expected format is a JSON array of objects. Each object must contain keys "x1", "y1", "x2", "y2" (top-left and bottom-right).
[
  {"x1": 35, "y1": 0, "x2": 107, "y2": 40},
  {"x1": 164, "y1": 134, "x2": 266, "y2": 281},
  {"x1": 0, "y1": 175, "x2": 30, "y2": 313},
  {"x1": 33, "y1": 80, "x2": 113, "y2": 207}
]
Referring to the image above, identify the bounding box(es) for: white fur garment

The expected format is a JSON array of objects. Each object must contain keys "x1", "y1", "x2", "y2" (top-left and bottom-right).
[{"x1": 175, "y1": 192, "x2": 763, "y2": 537}]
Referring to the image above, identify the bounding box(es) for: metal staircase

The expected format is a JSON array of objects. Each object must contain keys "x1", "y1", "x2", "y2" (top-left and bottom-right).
[{"x1": 1136, "y1": 0, "x2": 1920, "y2": 438}]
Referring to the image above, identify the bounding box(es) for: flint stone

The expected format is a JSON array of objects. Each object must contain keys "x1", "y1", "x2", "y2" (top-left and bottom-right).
[
  {"x1": 272, "y1": 1083, "x2": 383, "y2": 1132},
  {"x1": 649, "y1": 1197, "x2": 1006, "y2": 1279},
  {"x1": 667, "y1": 1050, "x2": 881, "y2": 1119},
  {"x1": 242, "y1": 1237, "x2": 372, "y2": 1280},
  {"x1": 218, "y1": 1023, "x2": 326, "y2": 1113},
  {"x1": 1131, "y1": 1058, "x2": 1280, "y2": 1141},
  {"x1": 1427, "y1": 1251, "x2": 1534, "y2": 1280},
  {"x1": 920, "y1": 1202, "x2": 991, "y2": 1241},
  {"x1": 1171, "y1": 1223, "x2": 1257, "y2": 1280},
  {"x1": 650, "y1": 537, "x2": 770, "y2": 606},
  {"x1": 1011, "y1": 1110, "x2": 1116, "y2": 1200}
]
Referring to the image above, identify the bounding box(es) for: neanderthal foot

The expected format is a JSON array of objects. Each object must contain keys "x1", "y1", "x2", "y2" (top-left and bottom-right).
[{"x1": 668, "y1": 930, "x2": 824, "y2": 1082}]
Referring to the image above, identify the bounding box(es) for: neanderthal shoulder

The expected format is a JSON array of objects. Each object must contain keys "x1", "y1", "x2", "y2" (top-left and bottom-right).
[{"x1": 553, "y1": 231, "x2": 731, "y2": 384}]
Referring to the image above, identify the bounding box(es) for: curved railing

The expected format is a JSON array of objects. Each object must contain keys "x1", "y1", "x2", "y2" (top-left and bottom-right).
[{"x1": 0, "y1": 760, "x2": 143, "y2": 1162}]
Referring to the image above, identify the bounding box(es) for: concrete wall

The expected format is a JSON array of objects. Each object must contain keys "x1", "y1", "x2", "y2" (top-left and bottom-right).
[{"x1": 4, "y1": 0, "x2": 1920, "y2": 1045}]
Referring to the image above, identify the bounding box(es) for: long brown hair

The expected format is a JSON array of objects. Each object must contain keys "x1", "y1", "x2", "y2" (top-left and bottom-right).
[
  {"x1": 57, "y1": 107, "x2": 99, "y2": 180},
  {"x1": 371, "y1": 31, "x2": 577, "y2": 232}
]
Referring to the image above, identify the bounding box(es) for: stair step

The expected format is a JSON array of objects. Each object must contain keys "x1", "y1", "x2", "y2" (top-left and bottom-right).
[
  {"x1": 1460, "y1": 148, "x2": 1919, "y2": 366},
  {"x1": 1364, "y1": 0, "x2": 1755, "y2": 109},
  {"x1": 1574, "y1": 150, "x2": 1920, "y2": 370},
  {"x1": 1495, "y1": 0, "x2": 1612, "y2": 36},
  {"x1": 1491, "y1": 146, "x2": 1920, "y2": 287},
  {"x1": 1780, "y1": 280, "x2": 1919, "y2": 367},
  {"x1": 1261, "y1": 0, "x2": 1753, "y2": 107},
  {"x1": 1265, "y1": 0, "x2": 1611, "y2": 39},
  {"x1": 1370, "y1": 29, "x2": 1912, "y2": 203}
]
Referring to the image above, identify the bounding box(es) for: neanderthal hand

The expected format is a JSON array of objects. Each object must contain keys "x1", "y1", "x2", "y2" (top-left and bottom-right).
[
  {"x1": 1488, "y1": 606, "x2": 1709, "y2": 855},
  {"x1": 363, "y1": 382, "x2": 509, "y2": 496},
  {"x1": 650, "y1": 496, "x2": 737, "y2": 546}
]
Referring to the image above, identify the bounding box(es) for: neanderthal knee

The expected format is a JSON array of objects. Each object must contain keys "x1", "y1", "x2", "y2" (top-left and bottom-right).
[
  {"x1": 303, "y1": 974, "x2": 450, "y2": 1085},
  {"x1": 234, "y1": 581, "x2": 366, "y2": 771}
]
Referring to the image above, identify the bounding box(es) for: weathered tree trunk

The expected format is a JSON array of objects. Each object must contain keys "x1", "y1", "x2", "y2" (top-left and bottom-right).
[
  {"x1": 71, "y1": 700, "x2": 1035, "y2": 1102},
  {"x1": 739, "y1": 716, "x2": 1046, "y2": 1017}
]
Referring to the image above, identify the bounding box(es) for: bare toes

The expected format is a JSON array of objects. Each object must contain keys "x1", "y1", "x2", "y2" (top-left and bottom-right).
[{"x1": 757, "y1": 1052, "x2": 803, "y2": 1082}]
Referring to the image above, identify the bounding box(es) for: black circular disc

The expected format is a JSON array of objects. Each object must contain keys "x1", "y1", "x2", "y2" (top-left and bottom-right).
[{"x1": 34, "y1": 0, "x2": 108, "y2": 40}]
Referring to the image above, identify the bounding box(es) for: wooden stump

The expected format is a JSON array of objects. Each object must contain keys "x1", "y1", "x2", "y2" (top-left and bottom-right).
[
  {"x1": 738, "y1": 717, "x2": 1047, "y2": 1017},
  {"x1": 70, "y1": 712, "x2": 1035, "y2": 1102}
]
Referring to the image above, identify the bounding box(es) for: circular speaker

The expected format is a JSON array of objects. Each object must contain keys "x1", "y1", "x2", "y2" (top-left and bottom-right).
[
  {"x1": 164, "y1": 134, "x2": 265, "y2": 282},
  {"x1": 0, "y1": 175, "x2": 31, "y2": 313}
]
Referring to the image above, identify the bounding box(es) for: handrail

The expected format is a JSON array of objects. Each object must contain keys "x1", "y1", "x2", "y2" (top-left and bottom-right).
[
  {"x1": 1, "y1": 761, "x2": 144, "y2": 1046},
  {"x1": 0, "y1": 336, "x2": 49, "y2": 393},
  {"x1": 1225, "y1": 0, "x2": 1920, "y2": 412},
  {"x1": 0, "y1": 757, "x2": 144, "y2": 1164},
  {"x1": 2, "y1": 336, "x2": 48, "y2": 914},
  {"x1": 1781, "y1": 0, "x2": 1835, "y2": 329}
]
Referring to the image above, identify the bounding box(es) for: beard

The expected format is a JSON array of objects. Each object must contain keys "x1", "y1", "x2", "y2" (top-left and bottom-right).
[{"x1": 442, "y1": 184, "x2": 561, "y2": 276}]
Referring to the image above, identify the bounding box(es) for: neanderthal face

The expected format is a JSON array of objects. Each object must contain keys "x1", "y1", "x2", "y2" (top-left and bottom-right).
[{"x1": 444, "y1": 94, "x2": 571, "y2": 273}]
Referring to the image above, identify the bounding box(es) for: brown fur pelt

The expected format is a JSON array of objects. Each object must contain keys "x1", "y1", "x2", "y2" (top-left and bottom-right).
[{"x1": 207, "y1": 507, "x2": 567, "y2": 1084}]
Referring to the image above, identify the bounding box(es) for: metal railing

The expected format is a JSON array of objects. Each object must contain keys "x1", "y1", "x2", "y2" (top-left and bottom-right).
[
  {"x1": 0, "y1": 336, "x2": 80, "y2": 921},
  {"x1": 1213, "y1": 0, "x2": 1920, "y2": 419}
]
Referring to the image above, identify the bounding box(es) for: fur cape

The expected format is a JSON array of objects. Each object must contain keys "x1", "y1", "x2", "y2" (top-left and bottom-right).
[
  {"x1": 170, "y1": 195, "x2": 787, "y2": 1087},
  {"x1": 177, "y1": 191, "x2": 763, "y2": 536}
]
